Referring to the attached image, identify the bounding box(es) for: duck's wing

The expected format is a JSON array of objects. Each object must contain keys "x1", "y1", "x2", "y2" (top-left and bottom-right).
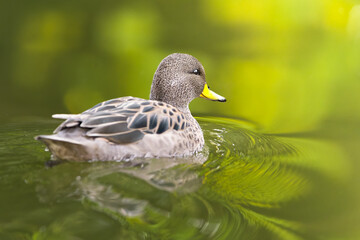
[
  {"x1": 52, "y1": 97, "x2": 142, "y2": 133},
  {"x1": 83, "y1": 97, "x2": 143, "y2": 114},
  {"x1": 53, "y1": 98, "x2": 188, "y2": 144}
]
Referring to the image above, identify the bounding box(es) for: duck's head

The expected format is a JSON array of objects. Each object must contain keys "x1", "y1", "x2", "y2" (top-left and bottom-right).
[{"x1": 150, "y1": 53, "x2": 226, "y2": 112}]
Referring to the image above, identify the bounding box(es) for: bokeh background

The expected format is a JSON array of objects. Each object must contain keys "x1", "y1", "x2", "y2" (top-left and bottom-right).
[
  {"x1": 2, "y1": 1, "x2": 360, "y2": 239},
  {"x1": 2, "y1": 0, "x2": 360, "y2": 133}
]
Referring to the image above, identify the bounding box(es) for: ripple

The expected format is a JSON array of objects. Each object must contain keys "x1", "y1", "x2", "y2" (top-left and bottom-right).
[{"x1": 1, "y1": 117, "x2": 351, "y2": 240}]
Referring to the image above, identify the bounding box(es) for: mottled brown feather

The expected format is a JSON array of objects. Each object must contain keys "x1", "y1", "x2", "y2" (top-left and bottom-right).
[{"x1": 54, "y1": 98, "x2": 188, "y2": 144}]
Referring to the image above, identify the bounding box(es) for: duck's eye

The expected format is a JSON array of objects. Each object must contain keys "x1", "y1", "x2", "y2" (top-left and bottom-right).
[{"x1": 192, "y1": 69, "x2": 201, "y2": 75}]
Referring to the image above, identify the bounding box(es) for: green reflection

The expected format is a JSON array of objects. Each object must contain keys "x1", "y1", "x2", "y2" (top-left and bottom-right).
[{"x1": 0, "y1": 117, "x2": 350, "y2": 240}]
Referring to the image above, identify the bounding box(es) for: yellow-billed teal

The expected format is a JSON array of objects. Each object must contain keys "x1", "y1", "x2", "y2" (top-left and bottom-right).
[{"x1": 36, "y1": 53, "x2": 226, "y2": 161}]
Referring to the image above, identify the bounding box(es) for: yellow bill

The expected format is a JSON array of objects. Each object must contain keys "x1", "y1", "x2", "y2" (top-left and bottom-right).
[{"x1": 200, "y1": 83, "x2": 226, "y2": 102}]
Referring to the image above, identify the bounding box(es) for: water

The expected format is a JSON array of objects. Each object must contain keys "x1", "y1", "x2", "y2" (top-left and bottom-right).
[{"x1": 0, "y1": 117, "x2": 359, "y2": 240}]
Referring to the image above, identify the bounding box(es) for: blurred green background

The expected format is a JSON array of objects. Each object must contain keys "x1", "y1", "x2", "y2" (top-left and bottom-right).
[
  {"x1": 1, "y1": 0, "x2": 360, "y2": 133},
  {"x1": 2, "y1": 1, "x2": 360, "y2": 239}
]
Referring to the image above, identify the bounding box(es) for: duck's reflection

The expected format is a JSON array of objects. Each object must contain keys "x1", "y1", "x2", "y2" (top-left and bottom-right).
[{"x1": 32, "y1": 150, "x2": 208, "y2": 219}]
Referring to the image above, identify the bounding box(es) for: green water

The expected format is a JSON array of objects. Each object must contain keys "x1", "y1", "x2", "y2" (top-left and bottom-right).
[{"x1": 0, "y1": 117, "x2": 359, "y2": 240}]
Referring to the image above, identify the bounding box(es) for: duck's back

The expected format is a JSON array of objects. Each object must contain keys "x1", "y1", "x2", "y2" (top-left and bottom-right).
[{"x1": 36, "y1": 97, "x2": 204, "y2": 161}]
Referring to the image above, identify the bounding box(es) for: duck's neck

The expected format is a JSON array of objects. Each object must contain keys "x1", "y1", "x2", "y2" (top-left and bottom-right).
[
  {"x1": 150, "y1": 95, "x2": 191, "y2": 114},
  {"x1": 176, "y1": 104, "x2": 191, "y2": 114},
  {"x1": 168, "y1": 101, "x2": 192, "y2": 115}
]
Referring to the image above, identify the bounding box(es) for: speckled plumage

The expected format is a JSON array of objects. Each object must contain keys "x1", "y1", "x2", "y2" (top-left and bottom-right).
[{"x1": 36, "y1": 53, "x2": 225, "y2": 161}]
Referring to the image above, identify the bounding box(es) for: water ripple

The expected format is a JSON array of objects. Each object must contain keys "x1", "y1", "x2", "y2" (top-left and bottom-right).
[{"x1": 1, "y1": 117, "x2": 351, "y2": 240}]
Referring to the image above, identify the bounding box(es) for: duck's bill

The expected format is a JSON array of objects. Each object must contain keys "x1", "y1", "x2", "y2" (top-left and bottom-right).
[{"x1": 200, "y1": 83, "x2": 226, "y2": 102}]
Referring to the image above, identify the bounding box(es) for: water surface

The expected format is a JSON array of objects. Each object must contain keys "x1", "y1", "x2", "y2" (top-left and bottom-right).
[{"x1": 0, "y1": 117, "x2": 359, "y2": 240}]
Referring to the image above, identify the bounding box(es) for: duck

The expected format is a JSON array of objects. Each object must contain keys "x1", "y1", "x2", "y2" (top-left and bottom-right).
[{"x1": 36, "y1": 53, "x2": 226, "y2": 161}]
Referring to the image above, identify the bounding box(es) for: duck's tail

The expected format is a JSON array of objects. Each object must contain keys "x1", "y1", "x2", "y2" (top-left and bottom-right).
[{"x1": 35, "y1": 135, "x2": 91, "y2": 161}]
